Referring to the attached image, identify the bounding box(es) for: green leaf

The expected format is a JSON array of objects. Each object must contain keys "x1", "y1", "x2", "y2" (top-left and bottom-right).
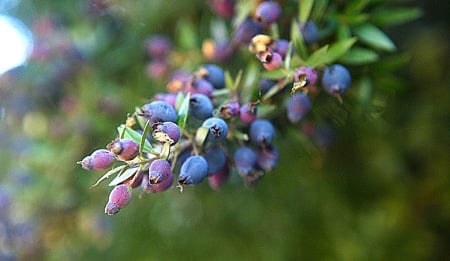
[
  {"x1": 91, "y1": 165, "x2": 128, "y2": 187},
  {"x1": 176, "y1": 18, "x2": 198, "y2": 50},
  {"x1": 117, "y1": 125, "x2": 153, "y2": 152},
  {"x1": 299, "y1": 0, "x2": 314, "y2": 24},
  {"x1": 108, "y1": 167, "x2": 139, "y2": 187},
  {"x1": 225, "y1": 70, "x2": 234, "y2": 90},
  {"x1": 340, "y1": 47, "x2": 379, "y2": 65},
  {"x1": 290, "y1": 20, "x2": 307, "y2": 60},
  {"x1": 310, "y1": 0, "x2": 329, "y2": 22},
  {"x1": 372, "y1": 8, "x2": 423, "y2": 27},
  {"x1": 261, "y1": 68, "x2": 289, "y2": 80},
  {"x1": 346, "y1": 0, "x2": 370, "y2": 13},
  {"x1": 354, "y1": 23, "x2": 396, "y2": 52},
  {"x1": 322, "y1": 37, "x2": 357, "y2": 64},
  {"x1": 139, "y1": 120, "x2": 151, "y2": 157},
  {"x1": 177, "y1": 92, "x2": 190, "y2": 131},
  {"x1": 195, "y1": 126, "x2": 209, "y2": 147},
  {"x1": 305, "y1": 45, "x2": 329, "y2": 67}
]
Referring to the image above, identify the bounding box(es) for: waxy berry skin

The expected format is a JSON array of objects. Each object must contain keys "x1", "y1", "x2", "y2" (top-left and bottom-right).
[
  {"x1": 178, "y1": 155, "x2": 208, "y2": 185},
  {"x1": 239, "y1": 103, "x2": 257, "y2": 124},
  {"x1": 256, "y1": 146, "x2": 279, "y2": 172},
  {"x1": 254, "y1": 1, "x2": 282, "y2": 27},
  {"x1": 140, "y1": 100, "x2": 178, "y2": 124},
  {"x1": 321, "y1": 64, "x2": 352, "y2": 96},
  {"x1": 105, "y1": 184, "x2": 132, "y2": 215},
  {"x1": 202, "y1": 117, "x2": 229, "y2": 143},
  {"x1": 152, "y1": 121, "x2": 181, "y2": 145},
  {"x1": 84, "y1": 149, "x2": 115, "y2": 170},
  {"x1": 108, "y1": 139, "x2": 140, "y2": 161},
  {"x1": 204, "y1": 146, "x2": 227, "y2": 175},
  {"x1": 287, "y1": 93, "x2": 312, "y2": 123},
  {"x1": 250, "y1": 119, "x2": 275, "y2": 147},
  {"x1": 294, "y1": 66, "x2": 318, "y2": 86},
  {"x1": 148, "y1": 159, "x2": 172, "y2": 184},
  {"x1": 142, "y1": 171, "x2": 174, "y2": 193},
  {"x1": 233, "y1": 146, "x2": 257, "y2": 176},
  {"x1": 189, "y1": 93, "x2": 214, "y2": 121},
  {"x1": 300, "y1": 21, "x2": 319, "y2": 45},
  {"x1": 232, "y1": 18, "x2": 264, "y2": 45},
  {"x1": 198, "y1": 64, "x2": 225, "y2": 89}
]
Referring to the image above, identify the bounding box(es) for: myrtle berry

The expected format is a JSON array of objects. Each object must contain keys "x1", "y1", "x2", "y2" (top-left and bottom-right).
[
  {"x1": 250, "y1": 119, "x2": 275, "y2": 147},
  {"x1": 321, "y1": 64, "x2": 352, "y2": 97},
  {"x1": 254, "y1": 1, "x2": 282, "y2": 27},
  {"x1": 142, "y1": 170, "x2": 174, "y2": 193},
  {"x1": 152, "y1": 121, "x2": 181, "y2": 145},
  {"x1": 202, "y1": 117, "x2": 229, "y2": 143},
  {"x1": 256, "y1": 146, "x2": 279, "y2": 172},
  {"x1": 105, "y1": 184, "x2": 132, "y2": 215},
  {"x1": 262, "y1": 51, "x2": 283, "y2": 71},
  {"x1": 208, "y1": 161, "x2": 230, "y2": 191},
  {"x1": 197, "y1": 64, "x2": 225, "y2": 89},
  {"x1": 204, "y1": 146, "x2": 227, "y2": 174},
  {"x1": 189, "y1": 93, "x2": 214, "y2": 121},
  {"x1": 239, "y1": 102, "x2": 257, "y2": 124},
  {"x1": 233, "y1": 146, "x2": 257, "y2": 176},
  {"x1": 209, "y1": 0, "x2": 235, "y2": 18},
  {"x1": 202, "y1": 39, "x2": 235, "y2": 62},
  {"x1": 178, "y1": 155, "x2": 208, "y2": 185},
  {"x1": 286, "y1": 93, "x2": 312, "y2": 123},
  {"x1": 259, "y1": 78, "x2": 277, "y2": 94},
  {"x1": 108, "y1": 139, "x2": 139, "y2": 161},
  {"x1": 140, "y1": 100, "x2": 178, "y2": 124},
  {"x1": 294, "y1": 66, "x2": 318, "y2": 86},
  {"x1": 80, "y1": 149, "x2": 115, "y2": 170},
  {"x1": 145, "y1": 35, "x2": 172, "y2": 58},
  {"x1": 271, "y1": 39, "x2": 290, "y2": 59},
  {"x1": 300, "y1": 21, "x2": 319, "y2": 45},
  {"x1": 232, "y1": 18, "x2": 264, "y2": 45},
  {"x1": 153, "y1": 92, "x2": 177, "y2": 108},
  {"x1": 148, "y1": 159, "x2": 172, "y2": 184},
  {"x1": 219, "y1": 100, "x2": 240, "y2": 118},
  {"x1": 145, "y1": 59, "x2": 169, "y2": 79},
  {"x1": 185, "y1": 77, "x2": 215, "y2": 97}
]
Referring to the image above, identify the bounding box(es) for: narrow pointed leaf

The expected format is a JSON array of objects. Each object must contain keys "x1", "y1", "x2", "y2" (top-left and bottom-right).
[
  {"x1": 108, "y1": 167, "x2": 139, "y2": 187},
  {"x1": 322, "y1": 37, "x2": 357, "y2": 64},
  {"x1": 91, "y1": 165, "x2": 128, "y2": 187},
  {"x1": 340, "y1": 47, "x2": 379, "y2": 65},
  {"x1": 354, "y1": 23, "x2": 396, "y2": 51},
  {"x1": 299, "y1": 0, "x2": 314, "y2": 23},
  {"x1": 177, "y1": 92, "x2": 190, "y2": 131}
]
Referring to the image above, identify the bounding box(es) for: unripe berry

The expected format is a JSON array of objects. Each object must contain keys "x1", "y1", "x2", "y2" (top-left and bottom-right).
[
  {"x1": 153, "y1": 92, "x2": 177, "y2": 108},
  {"x1": 233, "y1": 146, "x2": 257, "y2": 176},
  {"x1": 145, "y1": 59, "x2": 169, "y2": 79},
  {"x1": 254, "y1": 1, "x2": 282, "y2": 27},
  {"x1": 185, "y1": 77, "x2": 215, "y2": 97},
  {"x1": 148, "y1": 159, "x2": 172, "y2": 184},
  {"x1": 178, "y1": 155, "x2": 208, "y2": 185},
  {"x1": 294, "y1": 66, "x2": 318, "y2": 86},
  {"x1": 287, "y1": 93, "x2": 312, "y2": 123},
  {"x1": 152, "y1": 121, "x2": 181, "y2": 145},
  {"x1": 80, "y1": 149, "x2": 115, "y2": 170},
  {"x1": 140, "y1": 100, "x2": 178, "y2": 124},
  {"x1": 142, "y1": 171, "x2": 174, "y2": 193},
  {"x1": 321, "y1": 64, "x2": 352, "y2": 96},
  {"x1": 108, "y1": 139, "x2": 139, "y2": 161},
  {"x1": 250, "y1": 119, "x2": 275, "y2": 147},
  {"x1": 105, "y1": 184, "x2": 132, "y2": 215},
  {"x1": 202, "y1": 117, "x2": 229, "y2": 143},
  {"x1": 262, "y1": 51, "x2": 283, "y2": 71}
]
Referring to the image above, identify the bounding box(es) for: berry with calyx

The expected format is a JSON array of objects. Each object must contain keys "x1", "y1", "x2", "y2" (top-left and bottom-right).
[
  {"x1": 254, "y1": 1, "x2": 282, "y2": 28},
  {"x1": 79, "y1": 149, "x2": 115, "y2": 170},
  {"x1": 140, "y1": 100, "x2": 178, "y2": 124},
  {"x1": 202, "y1": 117, "x2": 229, "y2": 143},
  {"x1": 287, "y1": 93, "x2": 312, "y2": 123},
  {"x1": 294, "y1": 66, "x2": 318, "y2": 87},
  {"x1": 108, "y1": 138, "x2": 139, "y2": 161},
  {"x1": 233, "y1": 146, "x2": 257, "y2": 176},
  {"x1": 262, "y1": 51, "x2": 283, "y2": 71},
  {"x1": 104, "y1": 184, "x2": 132, "y2": 215},
  {"x1": 219, "y1": 100, "x2": 240, "y2": 119},
  {"x1": 152, "y1": 121, "x2": 181, "y2": 145},
  {"x1": 148, "y1": 159, "x2": 172, "y2": 184},
  {"x1": 178, "y1": 155, "x2": 208, "y2": 185},
  {"x1": 197, "y1": 64, "x2": 225, "y2": 89},
  {"x1": 250, "y1": 119, "x2": 275, "y2": 147},
  {"x1": 239, "y1": 102, "x2": 257, "y2": 124},
  {"x1": 185, "y1": 77, "x2": 215, "y2": 97},
  {"x1": 322, "y1": 64, "x2": 352, "y2": 97}
]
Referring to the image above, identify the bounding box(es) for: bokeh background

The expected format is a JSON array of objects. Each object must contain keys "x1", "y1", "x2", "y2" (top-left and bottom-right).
[{"x1": 0, "y1": 0, "x2": 448, "y2": 260}]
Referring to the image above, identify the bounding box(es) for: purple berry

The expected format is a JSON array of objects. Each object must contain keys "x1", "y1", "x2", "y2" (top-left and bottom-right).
[
  {"x1": 219, "y1": 100, "x2": 240, "y2": 118},
  {"x1": 294, "y1": 66, "x2": 318, "y2": 86},
  {"x1": 321, "y1": 64, "x2": 351, "y2": 96},
  {"x1": 271, "y1": 39, "x2": 290, "y2": 59},
  {"x1": 197, "y1": 64, "x2": 225, "y2": 89},
  {"x1": 262, "y1": 51, "x2": 283, "y2": 71},
  {"x1": 300, "y1": 21, "x2": 319, "y2": 45},
  {"x1": 148, "y1": 159, "x2": 172, "y2": 184},
  {"x1": 207, "y1": 161, "x2": 230, "y2": 191},
  {"x1": 108, "y1": 139, "x2": 139, "y2": 161},
  {"x1": 232, "y1": 18, "x2": 264, "y2": 45},
  {"x1": 185, "y1": 77, "x2": 215, "y2": 97},
  {"x1": 142, "y1": 170, "x2": 173, "y2": 193},
  {"x1": 178, "y1": 155, "x2": 208, "y2": 185},
  {"x1": 202, "y1": 117, "x2": 229, "y2": 143},
  {"x1": 256, "y1": 146, "x2": 279, "y2": 172},
  {"x1": 209, "y1": 0, "x2": 235, "y2": 18},
  {"x1": 189, "y1": 93, "x2": 214, "y2": 121},
  {"x1": 145, "y1": 59, "x2": 169, "y2": 79},
  {"x1": 152, "y1": 121, "x2": 181, "y2": 145},
  {"x1": 105, "y1": 184, "x2": 132, "y2": 215},
  {"x1": 153, "y1": 92, "x2": 177, "y2": 108},
  {"x1": 204, "y1": 146, "x2": 227, "y2": 175},
  {"x1": 250, "y1": 119, "x2": 275, "y2": 147},
  {"x1": 254, "y1": 1, "x2": 282, "y2": 27},
  {"x1": 145, "y1": 35, "x2": 172, "y2": 58},
  {"x1": 233, "y1": 146, "x2": 257, "y2": 176},
  {"x1": 140, "y1": 100, "x2": 178, "y2": 124},
  {"x1": 87, "y1": 149, "x2": 115, "y2": 170},
  {"x1": 239, "y1": 102, "x2": 257, "y2": 124},
  {"x1": 287, "y1": 93, "x2": 312, "y2": 123}
]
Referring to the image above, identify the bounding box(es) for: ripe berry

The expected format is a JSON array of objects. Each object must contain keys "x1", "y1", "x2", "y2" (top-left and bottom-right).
[
  {"x1": 189, "y1": 93, "x2": 214, "y2": 121},
  {"x1": 197, "y1": 64, "x2": 225, "y2": 89},
  {"x1": 185, "y1": 77, "x2": 215, "y2": 97},
  {"x1": 140, "y1": 100, "x2": 178, "y2": 124},
  {"x1": 108, "y1": 139, "x2": 139, "y2": 161},
  {"x1": 254, "y1": 1, "x2": 282, "y2": 27},
  {"x1": 300, "y1": 21, "x2": 319, "y2": 45},
  {"x1": 256, "y1": 146, "x2": 279, "y2": 172},
  {"x1": 232, "y1": 18, "x2": 264, "y2": 45},
  {"x1": 148, "y1": 159, "x2": 172, "y2": 184},
  {"x1": 145, "y1": 35, "x2": 172, "y2": 58},
  {"x1": 202, "y1": 117, "x2": 229, "y2": 143},
  {"x1": 286, "y1": 93, "x2": 312, "y2": 123},
  {"x1": 80, "y1": 149, "x2": 115, "y2": 170},
  {"x1": 152, "y1": 121, "x2": 181, "y2": 145},
  {"x1": 294, "y1": 66, "x2": 318, "y2": 86},
  {"x1": 259, "y1": 78, "x2": 277, "y2": 94},
  {"x1": 142, "y1": 170, "x2": 174, "y2": 193},
  {"x1": 321, "y1": 64, "x2": 351, "y2": 96},
  {"x1": 219, "y1": 100, "x2": 240, "y2": 118},
  {"x1": 178, "y1": 155, "x2": 208, "y2": 185},
  {"x1": 262, "y1": 51, "x2": 283, "y2": 71},
  {"x1": 204, "y1": 146, "x2": 227, "y2": 175},
  {"x1": 208, "y1": 161, "x2": 230, "y2": 191},
  {"x1": 250, "y1": 119, "x2": 275, "y2": 147},
  {"x1": 104, "y1": 184, "x2": 132, "y2": 215},
  {"x1": 239, "y1": 102, "x2": 257, "y2": 124},
  {"x1": 233, "y1": 146, "x2": 257, "y2": 176},
  {"x1": 271, "y1": 39, "x2": 290, "y2": 59}
]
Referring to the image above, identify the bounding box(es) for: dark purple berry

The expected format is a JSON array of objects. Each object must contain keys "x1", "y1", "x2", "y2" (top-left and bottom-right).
[
  {"x1": 254, "y1": 1, "x2": 282, "y2": 27},
  {"x1": 250, "y1": 119, "x2": 275, "y2": 147},
  {"x1": 105, "y1": 184, "x2": 132, "y2": 215},
  {"x1": 108, "y1": 139, "x2": 139, "y2": 161},
  {"x1": 145, "y1": 35, "x2": 172, "y2": 58},
  {"x1": 204, "y1": 146, "x2": 227, "y2": 174},
  {"x1": 178, "y1": 155, "x2": 208, "y2": 185},
  {"x1": 233, "y1": 146, "x2": 257, "y2": 176},
  {"x1": 294, "y1": 66, "x2": 318, "y2": 86},
  {"x1": 219, "y1": 100, "x2": 240, "y2": 118},
  {"x1": 148, "y1": 159, "x2": 172, "y2": 184},
  {"x1": 239, "y1": 102, "x2": 257, "y2": 124},
  {"x1": 271, "y1": 39, "x2": 290, "y2": 59},
  {"x1": 287, "y1": 93, "x2": 312, "y2": 123},
  {"x1": 202, "y1": 117, "x2": 229, "y2": 143},
  {"x1": 185, "y1": 77, "x2": 215, "y2": 97},
  {"x1": 322, "y1": 64, "x2": 351, "y2": 96},
  {"x1": 152, "y1": 121, "x2": 181, "y2": 145},
  {"x1": 140, "y1": 100, "x2": 178, "y2": 124},
  {"x1": 189, "y1": 93, "x2": 214, "y2": 121},
  {"x1": 197, "y1": 64, "x2": 225, "y2": 89},
  {"x1": 259, "y1": 78, "x2": 277, "y2": 94},
  {"x1": 232, "y1": 18, "x2": 264, "y2": 45},
  {"x1": 300, "y1": 21, "x2": 319, "y2": 45},
  {"x1": 256, "y1": 146, "x2": 279, "y2": 172}
]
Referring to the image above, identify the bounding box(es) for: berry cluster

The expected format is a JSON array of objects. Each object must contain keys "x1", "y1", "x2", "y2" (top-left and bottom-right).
[{"x1": 78, "y1": 0, "x2": 354, "y2": 215}]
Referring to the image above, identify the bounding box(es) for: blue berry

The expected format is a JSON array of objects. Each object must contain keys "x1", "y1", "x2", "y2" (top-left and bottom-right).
[
  {"x1": 202, "y1": 117, "x2": 229, "y2": 143},
  {"x1": 233, "y1": 146, "x2": 257, "y2": 176},
  {"x1": 250, "y1": 119, "x2": 275, "y2": 147},
  {"x1": 300, "y1": 21, "x2": 319, "y2": 45},
  {"x1": 178, "y1": 155, "x2": 208, "y2": 185},
  {"x1": 140, "y1": 100, "x2": 178, "y2": 124},
  {"x1": 286, "y1": 93, "x2": 312, "y2": 123},
  {"x1": 152, "y1": 121, "x2": 181, "y2": 145},
  {"x1": 321, "y1": 64, "x2": 351, "y2": 96},
  {"x1": 204, "y1": 146, "x2": 227, "y2": 175},
  {"x1": 198, "y1": 64, "x2": 225, "y2": 89},
  {"x1": 254, "y1": 1, "x2": 282, "y2": 27},
  {"x1": 189, "y1": 93, "x2": 214, "y2": 121},
  {"x1": 271, "y1": 39, "x2": 290, "y2": 59}
]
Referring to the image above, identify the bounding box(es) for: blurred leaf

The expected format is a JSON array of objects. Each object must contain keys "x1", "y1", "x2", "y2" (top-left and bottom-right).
[
  {"x1": 310, "y1": 0, "x2": 329, "y2": 21},
  {"x1": 108, "y1": 167, "x2": 139, "y2": 187},
  {"x1": 234, "y1": 0, "x2": 255, "y2": 27},
  {"x1": 176, "y1": 18, "x2": 198, "y2": 50},
  {"x1": 195, "y1": 126, "x2": 209, "y2": 147},
  {"x1": 261, "y1": 68, "x2": 289, "y2": 80},
  {"x1": 117, "y1": 125, "x2": 153, "y2": 152},
  {"x1": 346, "y1": 0, "x2": 371, "y2": 13},
  {"x1": 354, "y1": 23, "x2": 396, "y2": 51},
  {"x1": 323, "y1": 37, "x2": 357, "y2": 64},
  {"x1": 305, "y1": 45, "x2": 329, "y2": 67},
  {"x1": 225, "y1": 70, "x2": 234, "y2": 90},
  {"x1": 92, "y1": 165, "x2": 128, "y2": 188},
  {"x1": 340, "y1": 47, "x2": 379, "y2": 65},
  {"x1": 290, "y1": 20, "x2": 308, "y2": 60},
  {"x1": 337, "y1": 24, "x2": 352, "y2": 40},
  {"x1": 372, "y1": 7, "x2": 423, "y2": 27},
  {"x1": 299, "y1": 0, "x2": 314, "y2": 23},
  {"x1": 177, "y1": 92, "x2": 190, "y2": 131}
]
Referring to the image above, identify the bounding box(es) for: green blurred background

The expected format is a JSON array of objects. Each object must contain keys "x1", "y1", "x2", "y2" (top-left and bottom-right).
[{"x1": 0, "y1": 0, "x2": 448, "y2": 260}]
